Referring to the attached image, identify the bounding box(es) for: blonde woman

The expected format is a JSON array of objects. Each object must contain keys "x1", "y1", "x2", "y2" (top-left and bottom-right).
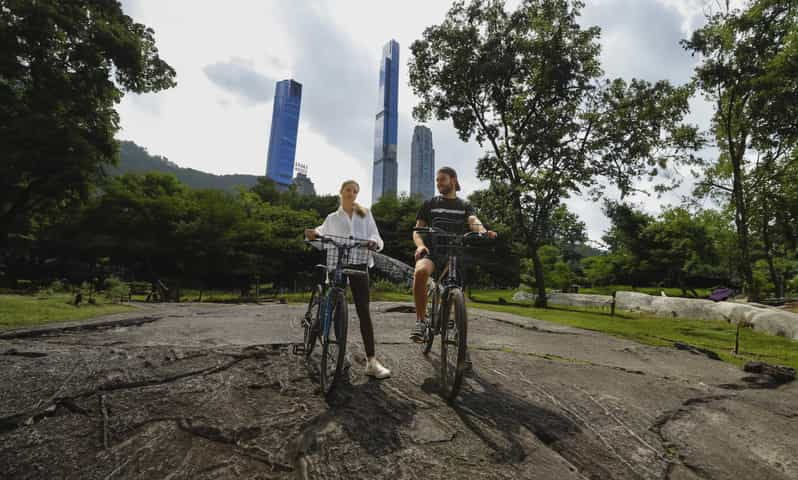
[{"x1": 304, "y1": 180, "x2": 391, "y2": 379}]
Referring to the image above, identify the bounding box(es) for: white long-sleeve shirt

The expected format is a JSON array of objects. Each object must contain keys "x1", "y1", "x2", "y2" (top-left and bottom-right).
[{"x1": 314, "y1": 206, "x2": 384, "y2": 267}]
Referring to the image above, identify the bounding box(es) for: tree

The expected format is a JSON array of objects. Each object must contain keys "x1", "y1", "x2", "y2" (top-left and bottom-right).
[
  {"x1": 0, "y1": 0, "x2": 176, "y2": 243},
  {"x1": 409, "y1": 0, "x2": 701, "y2": 306},
  {"x1": 370, "y1": 194, "x2": 422, "y2": 265},
  {"x1": 684, "y1": 0, "x2": 798, "y2": 301}
]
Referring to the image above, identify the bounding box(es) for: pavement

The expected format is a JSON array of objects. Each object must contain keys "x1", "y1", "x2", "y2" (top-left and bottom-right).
[{"x1": 0, "y1": 301, "x2": 796, "y2": 479}]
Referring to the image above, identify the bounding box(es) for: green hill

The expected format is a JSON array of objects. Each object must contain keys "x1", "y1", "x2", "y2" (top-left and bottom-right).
[{"x1": 108, "y1": 141, "x2": 261, "y2": 192}]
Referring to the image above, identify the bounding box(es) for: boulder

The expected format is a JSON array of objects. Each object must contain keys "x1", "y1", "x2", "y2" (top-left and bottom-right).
[
  {"x1": 615, "y1": 291, "x2": 654, "y2": 312},
  {"x1": 750, "y1": 311, "x2": 798, "y2": 340},
  {"x1": 512, "y1": 291, "x2": 537, "y2": 304},
  {"x1": 649, "y1": 297, "x2": 721, "y2": 321}
]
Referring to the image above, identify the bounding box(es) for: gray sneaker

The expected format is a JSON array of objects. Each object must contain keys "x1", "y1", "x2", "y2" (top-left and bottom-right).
[{"x1": 410, "y1": 321, "x2": 426, "y2": 343}]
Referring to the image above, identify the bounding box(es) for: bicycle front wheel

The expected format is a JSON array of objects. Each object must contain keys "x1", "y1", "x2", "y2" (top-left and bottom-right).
[
  {"x1": 320, "y1": 290, "x2": 348, "y2": 396},
  {"x1": 303, "y1": 285, "x2": 323, "y2": 358},
  {"x1": 440, "y1": 288, "x2": 467, "y2": 403},
  {"x1": 422, "y1": 282, "x2": 438, "y2": 355}
]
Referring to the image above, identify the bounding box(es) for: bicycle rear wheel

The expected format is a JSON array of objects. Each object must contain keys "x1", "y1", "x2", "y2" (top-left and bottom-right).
[
  {"x1": 320, "y1": 290, "x2": 348, "y2": 396},
  {"x1": 303, "y1": 285, "x2": 323, "y2": 358},
  {"x1": 421, "y1": 282, "x2": 438, "y2": 354},
  {"x1": 440, "y1": 288, "x2": 467, "y2": 403}
]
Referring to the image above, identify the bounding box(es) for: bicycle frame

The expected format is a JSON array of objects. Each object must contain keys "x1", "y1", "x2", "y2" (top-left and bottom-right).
[{"x1": 311, "y1": 236, "x2": 370, "y2": 341}]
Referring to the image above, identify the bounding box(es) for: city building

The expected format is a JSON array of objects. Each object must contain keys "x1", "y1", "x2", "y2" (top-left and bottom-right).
[
  {"x1": 266, "y1": 79, "x2": 302, "y2": 189},
  {"x1": 410, "y1": 125, "x2": 435, "y2": 199},
  {"x1": 372, "y1": 40, "x2": 400, "y2": 203},
  {"x1": 292, "y1": 163, "x2": 316, "y2": 196}
]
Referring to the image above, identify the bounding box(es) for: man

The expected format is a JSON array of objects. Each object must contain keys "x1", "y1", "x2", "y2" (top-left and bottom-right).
[{"x1": 410, "y1": 166, "x2": 497, "y2": 342}]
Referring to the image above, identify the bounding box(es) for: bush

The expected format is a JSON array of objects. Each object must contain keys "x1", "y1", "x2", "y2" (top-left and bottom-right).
[
  {"x1": 371, "y1": 278, "x2": 409, "y2": 294},
  {"x1": 103, "y1": 276, "x2": 130, "y2": 304}
]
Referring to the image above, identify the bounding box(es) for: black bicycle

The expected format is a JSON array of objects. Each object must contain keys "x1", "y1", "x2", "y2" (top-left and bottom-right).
[
  {"x1": 294, "y1": 234, "x2": 372, "y2": 396},
  {"x1": 414, "y1": 223, "x2": 492, "y2": 403}
]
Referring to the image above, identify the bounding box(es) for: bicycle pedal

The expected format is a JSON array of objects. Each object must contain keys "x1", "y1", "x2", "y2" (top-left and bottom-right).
[{"x1": 292, "y1": 344, "x2": 305, "y2": 355}]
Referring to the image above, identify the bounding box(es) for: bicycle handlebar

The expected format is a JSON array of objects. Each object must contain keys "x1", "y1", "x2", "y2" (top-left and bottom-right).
[{"x1": 305, "y1": 234, "x2": 373, "y2": 249}]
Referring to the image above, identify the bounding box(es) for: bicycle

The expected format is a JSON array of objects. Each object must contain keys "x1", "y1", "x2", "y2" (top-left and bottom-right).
[
  {"x1": 413, "y1": 222, "x2": 492, "y2": 403},
  {"x1": 293, "y1": 234, "x2": 372, "y2": 396}
]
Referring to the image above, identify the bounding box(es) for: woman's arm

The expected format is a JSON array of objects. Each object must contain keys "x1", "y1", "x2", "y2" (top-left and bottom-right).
[
  {"x1": 306, "y1": 214, "x2": 330, "y2": 240},
  {"x1": 366, "y1": 210, "x2": 384, "y2": 252}
]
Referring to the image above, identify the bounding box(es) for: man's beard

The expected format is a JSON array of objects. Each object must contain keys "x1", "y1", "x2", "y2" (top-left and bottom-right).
[{"x1": 438, "y1": 184, "x2": 453, "y2": 195}]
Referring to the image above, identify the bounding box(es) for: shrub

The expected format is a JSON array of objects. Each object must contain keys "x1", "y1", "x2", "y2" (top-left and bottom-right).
[{"x1": 103, "y1": 276, "x2": 130, "y2": 304}]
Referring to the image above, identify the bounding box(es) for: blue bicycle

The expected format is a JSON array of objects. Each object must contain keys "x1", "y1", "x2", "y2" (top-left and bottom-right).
[{"x1": 294, "y1": 234, "x2": 372, "y2": 396}]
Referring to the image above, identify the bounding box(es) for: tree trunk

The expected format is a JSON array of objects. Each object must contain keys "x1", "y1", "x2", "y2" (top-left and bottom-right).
[
  {"x1": 762, "y1": 220, "x2": 783, "y2": 298},
  {"x1": 509, "y1": 186, "x2": 548, "y2": 308},
  {"x1": 731, "y1": 152, "x2": 757, "y2": 301},
  {"x1": 529, "y1": 244, "x2": 547, "y2": 308}
]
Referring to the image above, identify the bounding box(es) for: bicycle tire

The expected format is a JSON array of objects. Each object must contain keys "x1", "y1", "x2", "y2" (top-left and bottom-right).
[
  {"x1": 422, "y1": 282, "x2": 438, "y2": 355},
  {"x1": 440, "y1": 288, "x2": 467, "y2": 403},
  {"x1": 320, "y1": 290, "x2": 348, "y2": 396},
  {"x1": 303, "y1": 285, "x2": 323, "y2": 358}
]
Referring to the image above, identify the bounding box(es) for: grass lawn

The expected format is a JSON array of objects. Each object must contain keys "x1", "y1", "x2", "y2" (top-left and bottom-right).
[
  {"x1": 0, "y1": 294, "x2": 133, "y2": 331},
  {"x1": 470, "y1": 302, "x2": 798, "y2": 371}
]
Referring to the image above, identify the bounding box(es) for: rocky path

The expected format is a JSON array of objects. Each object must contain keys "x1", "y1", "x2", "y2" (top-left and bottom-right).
[{"x1": 1, "y1": 302, "x2": 796, "y2": 479}]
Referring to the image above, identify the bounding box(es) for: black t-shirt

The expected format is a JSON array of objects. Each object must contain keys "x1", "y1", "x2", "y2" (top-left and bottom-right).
[{"x1": 416, "y1": 196, "x2": 475, "y2": 235}]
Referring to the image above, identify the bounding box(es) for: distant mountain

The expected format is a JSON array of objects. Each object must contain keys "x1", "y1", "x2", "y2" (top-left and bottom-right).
[{"x1": 109, "y1": 141, "x2": 261, "y2": 192}]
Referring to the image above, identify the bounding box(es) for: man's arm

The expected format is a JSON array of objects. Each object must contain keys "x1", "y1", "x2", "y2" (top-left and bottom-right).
[
  {"x1": 468, "y1": 215, "x2": 497, "y2": 239},
  {"x1": 413, "y1": 219, "x2": 428, "y2": 248},
  {"x1": 467, "y1": 215, "x2": 487, "y2": 234}
]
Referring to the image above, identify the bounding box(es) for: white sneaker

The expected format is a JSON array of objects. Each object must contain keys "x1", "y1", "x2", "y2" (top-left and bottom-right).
[{"x1": 364, "y1": 358, "x2": 391, "y2": 379}]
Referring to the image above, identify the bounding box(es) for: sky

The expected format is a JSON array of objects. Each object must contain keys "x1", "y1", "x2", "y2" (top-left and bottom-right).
[{"x1": 116, "y1": 0, "x2": 731, "y2": 242}]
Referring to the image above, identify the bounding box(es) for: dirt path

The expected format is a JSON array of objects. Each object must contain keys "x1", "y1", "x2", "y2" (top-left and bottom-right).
[{"x1": 1, "y1": 302, "x2": 796, "y2": 479}]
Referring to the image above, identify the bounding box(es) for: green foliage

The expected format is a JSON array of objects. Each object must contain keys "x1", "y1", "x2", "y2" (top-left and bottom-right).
[
  {"x1": 684, "y1": 0, "x2": 798, "y2": 300},
  {"x1": 581, "y1": 255, "x2": 619, "y2": 287},
  {"x1": 590, "y1": 203, "x2": 736, "y2": 291},
  {"x1": 0, "y1": 1, "x2": 176, "y2": 239},
  {"x1": 103, "y1": 276, "x2": 130, "y2": 304},
  {"x1": 409, "y1": 0, "x2": 701, "y2": 306},
  {"x1": 521, "y1": 245, "x2": 576, "y2": 291},
  {"x1": 370, "y1": 278, "x2": 410, "y2": 294},
  {"x1": 370, "y1": 194, "x2": 422, "y2": 265}
]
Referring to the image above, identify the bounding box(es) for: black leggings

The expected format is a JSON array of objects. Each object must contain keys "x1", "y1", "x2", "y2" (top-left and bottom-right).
[{"x1": 347, "y1": 272, "x2": 375, "y2": 358}]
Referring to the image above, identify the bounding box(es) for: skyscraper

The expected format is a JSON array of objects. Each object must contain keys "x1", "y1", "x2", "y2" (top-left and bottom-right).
[
  {"x1": 410, "y1": 125, "x2": 435, "y2": 200},
  {"x1": 266, "y1": 79, "x2": 302, "y2": 189},
  {"x1": 292, "y1": 163, "x2": 316, "y2": 196},
  {"x1": 372, "y1": 40, "x2": 399, "y2": 203}
]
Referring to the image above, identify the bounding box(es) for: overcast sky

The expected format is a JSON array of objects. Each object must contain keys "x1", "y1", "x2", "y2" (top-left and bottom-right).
[{"x1": 117, "y1": 0, "x2": 730, "y2": 241}]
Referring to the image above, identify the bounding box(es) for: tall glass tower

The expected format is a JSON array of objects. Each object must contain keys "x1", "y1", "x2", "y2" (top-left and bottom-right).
[
  {"x1": 266, "y1": 79, "x2": 302, "y2": 188},
  {"x1": 372, "y1": 40, "x2": 399, "y2": 203},
  {"x1": 410, "y1": 125, "x2": 435, "y2": 200}
]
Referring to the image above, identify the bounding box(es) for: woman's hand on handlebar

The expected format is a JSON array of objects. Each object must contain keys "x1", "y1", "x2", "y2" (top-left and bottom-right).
[{"x1": 304, "y1": 229, "x2": 319, "y2": 241}]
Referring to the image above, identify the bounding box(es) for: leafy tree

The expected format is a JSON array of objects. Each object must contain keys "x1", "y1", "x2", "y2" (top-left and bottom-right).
[
  {"x1": 370, "y1": 194, "x2": 422, "y2": 265},
  {"x1": 596, "y1": 203, "x2": 734, "y2": 292},
  {"x1": 409, "y1": 0, "x2": 701, "y2": 306},
  {"x1": 684, "y1": 0, "x2": 798, "y2": 301},
  {"x1": 1, "y1": 1, "x2": 176, "y2": 243},
  {"x1": 521, "y1": 245, "x2": 575, "y2": 291}
]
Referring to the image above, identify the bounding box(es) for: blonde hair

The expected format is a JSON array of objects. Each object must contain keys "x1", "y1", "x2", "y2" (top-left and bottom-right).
[{"x1": 340, "y1": 180, "x2": 367, "y2": 218}]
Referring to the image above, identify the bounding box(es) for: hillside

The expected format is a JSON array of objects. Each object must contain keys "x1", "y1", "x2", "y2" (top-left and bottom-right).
[{"x1": 109, "y1": 141, "x2": 261, "y2": 192}]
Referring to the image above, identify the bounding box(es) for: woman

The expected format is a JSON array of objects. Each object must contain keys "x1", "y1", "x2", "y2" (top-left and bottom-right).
[{"x1": 304, "y1": 180, "x2": 391, "y2": 379}]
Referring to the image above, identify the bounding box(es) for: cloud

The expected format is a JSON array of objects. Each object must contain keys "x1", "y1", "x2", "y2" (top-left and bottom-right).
[
  {"x1": 581, "y1": 0, "x2": 698, "y2": 85},
  {"x1": 203, "y1": 58, "x2": 276, "y2": 104},
  {"x1": 271, "y1": 2, "x2": 377, "y2": 164}
]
